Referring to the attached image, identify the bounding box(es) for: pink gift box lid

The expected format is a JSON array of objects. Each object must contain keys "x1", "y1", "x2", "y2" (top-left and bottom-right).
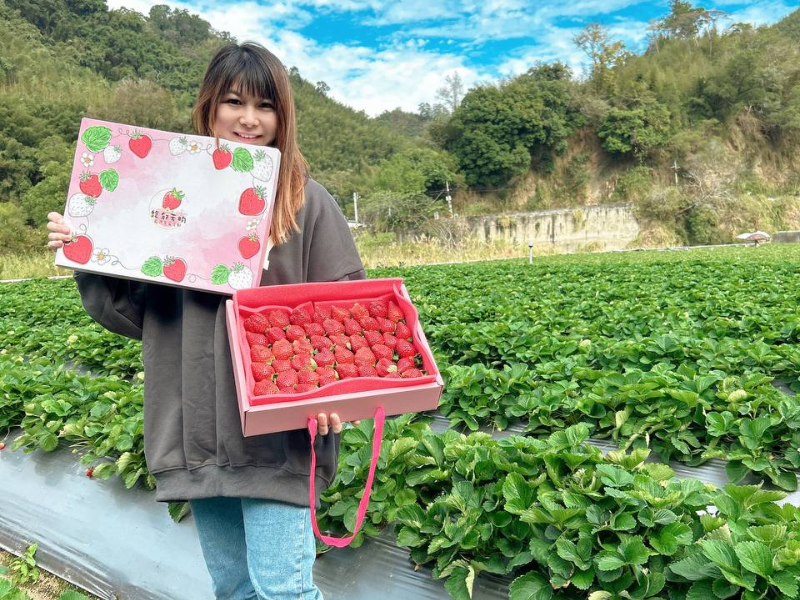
[{"x1": 55, "y1": 117, "x2": 280, "y2": 295}]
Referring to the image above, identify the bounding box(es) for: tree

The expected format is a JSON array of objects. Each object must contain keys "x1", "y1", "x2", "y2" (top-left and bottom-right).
[
  {"x1": 315, "y1": 81, "x2": 330, "y2": 96},
  {"x1": 597, "y1": 102, "x2": 672, "y2": 156},
  {"x1": 435, "y1": 72, "x2": 464, "y2": 113},
  {"x1": 373, "y1": 147, "x2": 460, "y2": 197},
  {"x1": 573, "y1": 23, "x2": 627, "y2": 95}
]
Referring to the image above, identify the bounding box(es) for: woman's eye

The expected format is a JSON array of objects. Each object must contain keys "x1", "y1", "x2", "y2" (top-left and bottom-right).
[
  {"x1": 226, "y1": 99, "x2": 241, "y2": 105},
  {"x1": 260, "y1": 103, "x2": 274, "y2": 109}
]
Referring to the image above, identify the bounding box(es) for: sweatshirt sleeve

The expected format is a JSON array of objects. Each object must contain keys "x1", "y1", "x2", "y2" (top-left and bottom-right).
[
  {"x1": 73, "y1": 272, "x2": 147, "y2": 340},
  {"x1": 305, "y1": 182, "x2": 366, "y2": 283}
]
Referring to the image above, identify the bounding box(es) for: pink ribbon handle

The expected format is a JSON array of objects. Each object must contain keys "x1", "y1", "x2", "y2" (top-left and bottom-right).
[{"x1": 308, "y1": 406, "x2": 386, "y2": 548}]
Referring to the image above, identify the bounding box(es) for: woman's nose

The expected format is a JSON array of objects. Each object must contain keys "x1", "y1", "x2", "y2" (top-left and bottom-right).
[{"x1": 239, "y1": 106, "x2": 259, "y2": 126}]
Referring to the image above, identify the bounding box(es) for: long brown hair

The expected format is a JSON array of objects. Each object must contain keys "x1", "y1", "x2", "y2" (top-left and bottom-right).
[{"x1": 191, "y1": 42, "x2": 308, "y2": 245}]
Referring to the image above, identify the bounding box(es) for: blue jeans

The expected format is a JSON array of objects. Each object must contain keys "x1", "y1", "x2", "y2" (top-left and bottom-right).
[{"x1": 189, "y1": 497, "x2": 324, "y2": 600}]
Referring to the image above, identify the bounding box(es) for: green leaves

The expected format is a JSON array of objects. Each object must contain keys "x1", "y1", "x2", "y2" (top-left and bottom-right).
[
  {"x1": 81, "y1": 126, "x2": 111, "y2": 152},
  {"x1": 231, "y1": 147, "x2": 253, "y2": 172},
  {"x1": 99, "y1": 168, "x2": 119, "y2": 192},
  {"x1": 508, "y1": 572, "x2": 553, "y2": 600}
]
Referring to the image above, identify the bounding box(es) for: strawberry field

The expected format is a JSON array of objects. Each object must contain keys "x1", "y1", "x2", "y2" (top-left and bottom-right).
[{"x1": 3, "y1": 244, "x2": 800, "y2": 600}]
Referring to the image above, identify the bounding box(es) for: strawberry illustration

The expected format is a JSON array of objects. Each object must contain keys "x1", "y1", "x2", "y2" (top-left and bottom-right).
[
  {"x1": 103, "y1": 145, "x2": 122, "y2": 164},
  {"x1": 68, "y1": 193, "x2": 96, "y2": 217},
  {"x1": 227, "y1": 262, "x2": 253, "y2": 290},
  {"x1": 213, "y1": 145, "x2": 232, "y2": 170},
  {"x1": 163, "y1": 257, "x2": 186, "y2": 282},
  {"x1": 252, "y1": 149, "x2": 274, "y2": 181},
  {"x1": 169, "y1": 136, "x2": 188, "y2": 156},
  {"x1": 79, "y1": 172, "x2": 102, "y2": 198},
  {"x1": 129, "y1": 132, "x2": 153, "y2": 158},
  {"x1": 238, "y1": 186, "x2": 266, "y2": 215},
  {"x1": 162, "y1": 188, "x2": 184, "y2": 210},
  {"x1": 63, "y1": 235, "x2": 93, "y2": 264},
  {"x1": 238, "y1": 233, "x2": 260, "y2": 259}
]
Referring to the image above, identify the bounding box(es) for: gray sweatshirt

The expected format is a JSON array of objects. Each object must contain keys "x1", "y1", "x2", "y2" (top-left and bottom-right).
[{"x1": 73, "y1": 179, "x2": 366, "y2": 508}]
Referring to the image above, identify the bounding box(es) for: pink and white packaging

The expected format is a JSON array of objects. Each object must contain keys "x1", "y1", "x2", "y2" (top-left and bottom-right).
[{"x1": 54, "y1": 117, "x2": 280, "y2": 295}]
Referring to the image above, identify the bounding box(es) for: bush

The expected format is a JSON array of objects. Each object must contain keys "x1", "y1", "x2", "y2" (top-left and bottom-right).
[
  {"x1": 0, "y1": 202, "x2": 42, "y2": 254},
  {"x1": 614, "y1": 165, "x2": 654, "y2": 202}
]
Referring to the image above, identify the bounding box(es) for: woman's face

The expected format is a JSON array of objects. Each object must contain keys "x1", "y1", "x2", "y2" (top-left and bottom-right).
[{"x1": 215, "y1": 88, "x2": 277, "y2": 146}]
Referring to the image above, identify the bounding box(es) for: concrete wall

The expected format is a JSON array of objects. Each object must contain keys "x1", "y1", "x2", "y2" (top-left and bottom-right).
[
  {"x1": 774, "y1": 231, "x2": 800, "y2": 243},
  {"x1": 445, "y1": 203, "x2": 640, "y2": 252}
]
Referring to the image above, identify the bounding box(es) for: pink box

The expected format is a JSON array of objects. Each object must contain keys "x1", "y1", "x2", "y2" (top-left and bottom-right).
[
  {"x1": 55, "y1": 118, "x2": 281, "y2": 295},
  {"x1": 225, "y1": 278, "x2": 444, "y2": 436}
]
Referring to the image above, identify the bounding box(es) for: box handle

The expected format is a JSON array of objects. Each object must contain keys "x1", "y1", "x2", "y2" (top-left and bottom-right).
[{"x1": 307, "y1": 406, "x2": 385, "y2": 547}]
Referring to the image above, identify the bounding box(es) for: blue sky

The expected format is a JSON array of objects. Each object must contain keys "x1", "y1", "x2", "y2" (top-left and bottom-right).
[{"x1": 109, "y1": 0, "x2": 799, "y2": 116}]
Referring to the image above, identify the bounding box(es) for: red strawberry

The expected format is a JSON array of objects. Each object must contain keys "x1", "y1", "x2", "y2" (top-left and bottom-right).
[
  {"x1": 396, "y1": 322, "x2": 413, "y2": 341},
  {"x1": 298, "y1": 370, "x2": 319, "y2": 385},
  {"x1": 268, "y1": 310, "x2": 290, "y2": 329},
  {"x1": 239, "y1": 234, "x2": 260, "y2": 259},
  {"x1": 267, "y1": 327, "x2": 286, "y2": 344},
  {"x1": 397, "y1": 357, "x2": 416, "y2": 373},
  {"x1": 314, "y1": 348, "x2": 335, "y2": 367},
  {"x1": 295, "y1": 383, "x2": 318, "y2": 393},
  {"x1": 239, "y1": 186, "x2": 266, "y2": 215},
  {"x1": 250, "y1": 344, "x2": 273, "y2": 363},
  {"x1": 293, "y1": 339, "x2": 314, "y2": 355},
  {"x1": 163, "y1": 257, "x2": 186, "y2": 282},
  {"x1": 129, "y1": 132, "x2": 152, "y2": 158},
  {"x1": 278, "y1": 386, "x2": 296, "y2": 394},
  {"x1": 335, "y1": 346, "x2": 355, "y2": 364},
  {"x1": 251, "y1": 362, "x2": 275, "y2": 382},
  {"x1": 319, "y1": 374, "x2": 337, "y2": 386},
  {"x1": 254, "y1": 380, "x2": 280, "y2": 395},
  {"x1": 364, "y1": 330, "x2": 383, "y2": 347},
  {"x1": 378, "y1": 317, "x2": 395, "y2": 334},
  {"x1": 86, "y1": 467, "x2": 94, "y2": 478},
  {"x1": 276, "y1": 370, "x2": 298, "y2": 388},
  {"x1": 360, "y1": 317, "x2": 380, "y2": 332},
  {"x1": 272, "y1": 359, "x2": 292, "y2": 373},
  {"x1": 290, "y1": 308, "x2": 312, "y2": 326},
  {"x1": 331, "y1": 305, "x2": 351, "y2": 322},
  {"x1": 304, "y1": 323, "x2": 325, "y2": 337},
  {"x1": 316, "y1": 366, "x2": 337, "y2": 381},
  {"x1": 244, "y1": 313, "x2": 269, "y2": 334},
  {"x1": 401, "y1": 368, "x2": 423, "y2": 378},
  {"x1": 329, "y1": 334, "x2": 350, "y2": 348},
  {"x1": 369, "y1": 300, "x2": 388, "y2": 318},
  {"x1": 354, "y1": 347, "x2": 376, "y2": 367},
  {"x1": 315, "y1": 305, "x2": 331, "y2": 319},
  {"x1": 285, "y1": 325, "x2": 306, "y2": 342},
  {"x1": 384, "y1": 371, "x2": 401, "y2": 379},
  {"x1": 272, "y1": 339, "x2": 293, "y2": 360},
  {"x1": 291, "y1": 353, "x2": 315, "y2": 371},
  {"x1": 383, "y1": 333, "x2": 397, "y2": 350},
  {"x1": 79, "y1": 172, "x2": 102, "y2": 197},
  {"x1": 213, "y1": 145, "x2": 232, "y2": 169},
  {"x1": 336, "y1": 364, "x2": 358, "y2": 379},
  {"x1": 349, "y1": 334, "x2": 368, "y2": 352},
  {"x1": 63, "y1": 235, "x2": 93, "y2": 264},
  {"x1": 387, "y1": 301, "x2": 404, "y2": 323},
  {"x1": 376, "y1": 358, "x2": 398, "y2": 377},
  {"x1": 350, "y1": 302, "x2": 369, "y2": 321},
  {"x1": 372, "y1": 344, "x2": 393, "y2": 361},
  {"x1": 162, "y1": 188, "x2": 184, "y2": 210},
  {"x1": 311, "y1": 335, "x2": 332, "y2": 351},
  {"x1": 323, "y1": 319, "x2": 345, "y2": 335},
  {"x1": 358, "y1": 365, "x2": 378, "y2": 377},
  {"x1": 396, "y1": 339, "x2": 417, "y2": 359},
  {"x1": 246, "y1": 332, "x2": 266, "y2": 347},
  {"x1": 344, "y1": 318, "x2": 362, "y2": 336}
]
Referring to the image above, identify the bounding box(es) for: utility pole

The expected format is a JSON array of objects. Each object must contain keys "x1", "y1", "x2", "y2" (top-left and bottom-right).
[
  {"x1": 352, "y1": 192, "x2": 359, "y2": 224},
  {"x1": 445, "y1": 181, "x2": 453, "y2": 217},
  {"x1": 672, "y1": 160, "x2": 679, "y2": 186}
]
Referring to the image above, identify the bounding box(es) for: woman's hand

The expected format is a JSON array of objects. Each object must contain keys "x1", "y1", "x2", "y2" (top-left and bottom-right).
[
  {"x1": 316, "y1": 413, "x2": 361, "y2": 435},
  {"x1": 46, "y1": 212, "x2": 72, "y2": 251}
]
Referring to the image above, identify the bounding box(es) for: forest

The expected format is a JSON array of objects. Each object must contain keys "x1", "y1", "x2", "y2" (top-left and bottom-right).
[{"x1": 1, "y1": 0, "x2": 799, "y2": 253}]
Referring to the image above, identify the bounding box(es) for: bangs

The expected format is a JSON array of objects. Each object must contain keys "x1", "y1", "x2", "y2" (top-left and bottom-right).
[{"x1": 225, "y1": 52, "x2": 277, "y2": 104}]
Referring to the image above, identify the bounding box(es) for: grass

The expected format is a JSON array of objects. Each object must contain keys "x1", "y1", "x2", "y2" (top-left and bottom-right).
[
  {"x1": 0, "y1": 548, "x2": 103, "y2": 600},
  {"x1": 0, "y1": 251, "x2": 71, "y2": 280}
]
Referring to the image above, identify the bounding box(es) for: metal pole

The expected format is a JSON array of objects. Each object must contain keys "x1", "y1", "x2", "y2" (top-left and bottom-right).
[
  {"x1": 445, "y1": 181, "x2": 453, "y2": 217},
  {"x1": 353, "y1": 192, "x2": 359, "y2": 223},
  {"x1": 528, "y1": 241, "x2": 533, "y2": 264}
]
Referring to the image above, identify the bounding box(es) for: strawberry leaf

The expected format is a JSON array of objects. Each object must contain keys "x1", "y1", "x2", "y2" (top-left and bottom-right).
[
  {"x1": 212, "y1": 264, "x2": 231, "y2": 284},
  {"x1": 99, "y1": 169, "x2": 119, "y2": 192},
  {"x1": 141, "y1": 256, "x2": 163, "y2": 277},
  {"x1": 508, "y1": 571, "x2": 553, "y2": 600},
  {"x1": 231, "y1": 147, "x2": 254, "y2": 172},
  {"x1": 82, "y1": 125, "x2": 112, "y2": 152}
]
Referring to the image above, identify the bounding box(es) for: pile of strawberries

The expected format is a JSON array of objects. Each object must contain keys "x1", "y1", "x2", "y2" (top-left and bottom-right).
[{"x1": 243, "y1": 298, "x2": 426, "y2": 396}]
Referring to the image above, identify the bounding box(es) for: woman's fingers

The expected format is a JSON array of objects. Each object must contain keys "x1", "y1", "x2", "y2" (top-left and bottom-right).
[
  {"x1": 330, "y1": 413, "x2": 342, "y2": 434},
  {"x1": 46, "y1": 213, "x2": 71, "y2": 251},
  {"x1": 317, "y1": 412, "x2": 329, "y2": 436},
  {"x1": 316, "y1": 412, "x2": 345, "y2": 436}
]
